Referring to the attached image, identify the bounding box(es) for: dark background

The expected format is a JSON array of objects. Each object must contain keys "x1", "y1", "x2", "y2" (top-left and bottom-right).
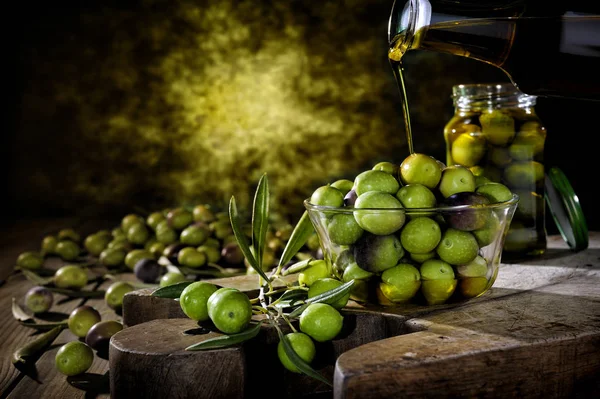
[{"x1": 3, "y1": 0, "x2": 598, "y2": 235}]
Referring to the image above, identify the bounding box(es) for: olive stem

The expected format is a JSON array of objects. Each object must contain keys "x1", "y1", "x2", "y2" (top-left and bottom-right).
[
  {"x1": 264, "y1": 286, "x2": 296, "y2": 297},
  {"x1": 251, "y1": 306, "x2": 268, "y2": 314}
]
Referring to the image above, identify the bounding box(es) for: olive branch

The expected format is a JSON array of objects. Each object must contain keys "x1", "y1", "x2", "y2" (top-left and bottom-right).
[{"x1": 154, "y1": 173, "x2": 355, "y2": 386}]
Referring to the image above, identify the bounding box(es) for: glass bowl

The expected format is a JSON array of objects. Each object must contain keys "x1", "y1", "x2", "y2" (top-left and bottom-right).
[{"x1": 304, "y1": 193, "x2": 519, "y2": 307}]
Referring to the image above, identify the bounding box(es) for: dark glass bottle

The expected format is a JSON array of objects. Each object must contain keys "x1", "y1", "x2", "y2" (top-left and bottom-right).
[{"x1": 389, "y1": 0, "x2": 600, "y2": 101}]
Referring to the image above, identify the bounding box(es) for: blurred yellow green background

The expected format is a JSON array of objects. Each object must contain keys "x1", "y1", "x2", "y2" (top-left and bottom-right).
[{"x1": 4, "y1": 0, "x2": 597, "y2": 230}]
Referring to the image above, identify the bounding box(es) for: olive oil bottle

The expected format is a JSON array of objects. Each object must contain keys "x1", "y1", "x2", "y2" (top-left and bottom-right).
[
  {"x1": 389, "y1": 0, "x2": 600, "y2": 101},
  {"x1": 387, "y1": 0, "x2": 596, "y2": 257}
]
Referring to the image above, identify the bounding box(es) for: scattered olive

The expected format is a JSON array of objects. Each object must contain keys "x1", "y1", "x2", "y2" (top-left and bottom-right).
[
  {"x1": 68, "y1": 305, "x2": 102, "y2": 338},
  {"x1": 25, "y1": 286, "x2": 54, "y2": 313},
  {"x1": 57, "y1": 228, "x2": 81, "y2": 243},
  {"x1": 134, "y1": 258, "x2": 162, "y2": 283},
  {"x1": 85, "y1": 320, "x2": 124, "y2": 354},
  {"x1": 16, "y1": 251, "x2": 44, "y2": 270}
]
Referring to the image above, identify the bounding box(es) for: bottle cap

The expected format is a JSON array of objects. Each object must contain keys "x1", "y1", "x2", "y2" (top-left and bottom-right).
[{"x1": 544, "y1": 167, "x2": 588, "y2": 251}]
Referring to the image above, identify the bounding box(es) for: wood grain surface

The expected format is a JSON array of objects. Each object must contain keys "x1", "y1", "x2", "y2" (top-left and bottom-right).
[
  {"x1": 113, "y1": 233, "x2": 600, "y2": 399},
  {"x1": 1, "y1": 220, "x2": 599, "y2": 399}
]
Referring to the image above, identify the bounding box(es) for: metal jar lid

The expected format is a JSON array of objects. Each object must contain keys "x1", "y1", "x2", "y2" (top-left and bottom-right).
[{"x1": 544, "y1": 167, "x2": 588, "y2": 251}]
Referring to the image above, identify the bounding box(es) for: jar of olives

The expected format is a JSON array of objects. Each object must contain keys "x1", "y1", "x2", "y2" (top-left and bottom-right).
[{"x1": 444, "y1": 83, "x2": 548, "y2": 259}]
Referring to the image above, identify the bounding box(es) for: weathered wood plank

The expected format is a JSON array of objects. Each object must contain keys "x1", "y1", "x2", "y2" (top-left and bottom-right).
[
  {"x1": 109, "y1": 311, "x2": 408, "y2": 398},
  {"x1": 333, "y1": 236, "x2": 600, "y2": 399},
  {"x1": 0, "y1": 218, "x2": 80, "y2": 284},
  {"x1": 1, "y1": 227, "x2": 598, "y2": 398},
  {"x1": 0, "y1": 255, "x2": 97, "y2": 396},
  {"x1": 5, "y1": 272, "x2": 136, "y2": 399}
]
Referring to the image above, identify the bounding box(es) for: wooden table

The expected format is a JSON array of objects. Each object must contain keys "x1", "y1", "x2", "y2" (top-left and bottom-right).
[{"x1": 1, "y1": 219, "x2": 599, "y2": 398}]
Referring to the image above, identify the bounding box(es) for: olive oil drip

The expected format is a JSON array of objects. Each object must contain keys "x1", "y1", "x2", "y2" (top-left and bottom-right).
[{"x1": 389, "y1": 35, "x2": 414, "y2": 154}]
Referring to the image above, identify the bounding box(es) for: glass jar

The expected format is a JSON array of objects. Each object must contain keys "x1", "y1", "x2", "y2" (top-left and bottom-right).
[{"x1": 444, "y1": 83, "x2": 547, "y2": 259}]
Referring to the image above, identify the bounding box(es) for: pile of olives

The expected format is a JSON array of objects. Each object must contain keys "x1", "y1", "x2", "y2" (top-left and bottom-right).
[
  {"x1": 21, "y1": 284, "x2": 124, "y2": 377},
  {"x1": 13, "y1": 202, "x2": 305, "y2": 378},
  {"x1": 55, "y1": 303, "x2": 124, "y2": 376},
  {"x1": 304, "y1": 153, "x2": 518, "y2": 306},
  {"x1": 16, "y1": 203, "x2": 302, "y2": 288},
  {"x1": 444, "y1": 109, "x2": 547, "y2": 255}
]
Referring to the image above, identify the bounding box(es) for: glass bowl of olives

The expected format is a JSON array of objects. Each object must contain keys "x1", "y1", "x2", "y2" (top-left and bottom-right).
[{"x1": 303, "y1": 153, "x2": 519, "y2": 307}]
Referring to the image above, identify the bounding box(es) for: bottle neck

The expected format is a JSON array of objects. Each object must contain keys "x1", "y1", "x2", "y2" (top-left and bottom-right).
[{"x1": 452, "y1": 83, "x2": 537, "y2": 112}]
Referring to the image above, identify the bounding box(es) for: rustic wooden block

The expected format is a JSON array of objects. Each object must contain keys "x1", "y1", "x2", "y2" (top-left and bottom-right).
[
  {"x1": 121, "y1": 274, "x2": 297, "y2": 327},
  {"x1": 109, "y1": 310, "x2": 410, "y2": 398},
  {"x1": 110, "y1": 318, "x2": 246, "y2": 399},
  {"x1": 334, "y1": 272, "x2": 600, "y2": 399},
  {"x1": 110, "y1": 233, "x2": 600, "y2": 398}
]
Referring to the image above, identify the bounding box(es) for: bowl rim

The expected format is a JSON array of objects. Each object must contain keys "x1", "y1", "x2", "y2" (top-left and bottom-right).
[{"x1": 304, "y1": 193, "x2": 520, "y2": 213}]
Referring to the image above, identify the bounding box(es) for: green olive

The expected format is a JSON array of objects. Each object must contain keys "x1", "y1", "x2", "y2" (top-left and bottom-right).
[
  {"x1": 450, "y1": 132, "x2": 486, "y2": 167},
  {"x1": 107, "y1": 239, "x2": 133, "y2": 252},
  {"x1": 57, "y1": 228, "x2": 81, "y2": 243},
  {"x1": 55, "y1": 240, "x2": 81, "y2": 261},
  {"x1": 193, "y1": 204, "x2": 216, "y2": 223},
  {"x1": 54, "y1": 265, "x2": 88, "y2": 290},
  {"x1": 105, "y1": 281, "x2": 135, "y2": 312},
  {"x1": 203, "y1": 237, "x2": 221, "y2": 249},
  {"x1": 155, "y1": 220, "x2": 178, "y2": 244},
  {"x1": 68, "y1": 305, "x2": 101, "y2": 338},
  {"x1": 177, "y1": 247, "x2": 207, "y2": 268},
  {"x1": 163, "y1": 243, "x2": 188, "y2": 265},
  {"x1": 84, "y1": 233, "x2": 111, "y2": 256},
  {"x1": 96, "y1": 230, "x2": 112, "y2": 240},
  {"x1": 479, "y1": 110, "x2": 515, "y2": 146},
  {"x1": 127, "y1": 222, "x2": 150, "y2": 246},
  {"x1": 25, "y1": 286, "x2": 54, "y2": 313},
  {"x1": 99, "y1": 247, "x2": 127, "y2": 268},
  {"x1": 16, "y1": 251, "x2": 44, "y2": 270},
  {"x1": 112, "y1": 227, "x2": 126, "y2": 240},
  {"x1": 508, "y1": 129, "x2": 545, "y2": 161},
  {"x1": 180, "y1": 224, "x2": 210, "y2": 246},
  {"x1": 41, "y1": 235, "x2": 58, "y2": 256},
  {"x1": 197, "y1": 245, "x2": 221, "y2": 263},
  {"x1": 167, "y1": 208, "x2": 194, "y2": 230},
  {"x1": 503, "y1": 161, "x2": 544, "y2": 188},
  {"x1": 159, "y1": 272, "x2": 187, "y2": 287},
  {"x1": 146, "y1": 212, "x2": 166, "y2": 231},
  {"x1": 121, "y1": 214, "x2": 145, "y2": 234},
  {"x1": 148, "y1": 242, "x2": 166, "y2": 258},
  {"x1": 124, "y1": 249, "x2": 154, "y2": 270}
]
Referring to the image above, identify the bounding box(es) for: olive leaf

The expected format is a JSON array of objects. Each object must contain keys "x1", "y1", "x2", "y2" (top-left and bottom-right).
[
  {"x1": 46, "y1": 287, "x2": 106, "y2": 298},
  {"x1": 67, "y1": 370, "x2": 110, "y2": 394},
  {"x1": 151, "y1": 281, "x2": 194, "y2": 298},
  {"x1": 276, "y1": 326, "x2": 332, "y2": 387},
  {"x1": 278, "y1": 211, "x2": 315, "y2": 270},
  {"x1": 288, "y1": 279, "x2": 355, "y2": 318},
  {"x1": 252, "y1": 173, "x2": 269, "y2": 272},
  {"x1": 12, "y1": 298, "x2": 68, "y2": 330},
  {"x1": 12, "y1": 325, "x2": 65, "y2": 365},
  {"x1": 282, "y1": 258, "x2": 313, "y2": 276},
  {"x1": 12, "y1": 298, "x2": 33, "y2": 322},
  {"x1": 185, "y1": 321, "x2": 263, "y2": 351},
  {"x1": 18, "y1": 320, "x2": 69, "y2": 331},
  {"x1": 271, "y1": 289, "x2": 308, "y2": 309},
  {"x1": 20, "y1": 269, "x2": 54, "y2": 286},
  {"x1": 278, "y1": 288, "x2": 309, "y2": 302},
  {"x1": 229, "y1": 196, "x2": 270, "y2": 283}
]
